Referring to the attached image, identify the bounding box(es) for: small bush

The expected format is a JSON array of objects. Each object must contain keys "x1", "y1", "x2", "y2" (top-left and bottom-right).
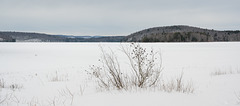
[
  {"x1": 121, "y1": 43, "x2": 163, "y2": 88},
  {"x1": 89, "y1": 43, "x2": 194, "y2": 93},
  {"x1": 89, "y1": 46, "x2": 128, "y2": 90},
  {"x1": 89, "y1": 43, "x2": 163, "y2": 90}
]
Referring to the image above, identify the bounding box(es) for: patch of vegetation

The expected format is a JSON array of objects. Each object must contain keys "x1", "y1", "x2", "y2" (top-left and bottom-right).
[
  {"x1": 211, "y1": 69, "x2": 240, "y2": 76},
  {"x1": 169, "y1": 32, "x2": 186, "y2": 42},
  {"x1": 225, "y1": 30, "x2": 240, "y2": 34},
  {"x1": 191, "y1": 36, "x2": 198, "y2": 42},
  {"x1": 141, "y1": 36, "x2": 160, "y2": 42},
  {"x1": 168, "y1": 26, "x2": 182, "y2": 30},
  {"x1": 88, "y1": 43, "x2": 194, "y2": 93},
  {"x1": 10, "y1": 84, "x2": 23, "y2": 91},
  {"x1": 160, "y1": 72, "x2": 194, "y2": 93},
  {"x1": 89, "y1": 43, "x2": 163, "y2": 90}
]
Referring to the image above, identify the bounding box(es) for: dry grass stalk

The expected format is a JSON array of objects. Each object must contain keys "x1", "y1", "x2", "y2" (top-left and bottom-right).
[{"x1": 161, "y1": 72, "x2": 194, "y2": 93}]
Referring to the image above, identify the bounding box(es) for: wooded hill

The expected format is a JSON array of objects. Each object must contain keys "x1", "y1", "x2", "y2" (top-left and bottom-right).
[{"x1": 124, "y1": 25, "x2": 240, "y2": 42}]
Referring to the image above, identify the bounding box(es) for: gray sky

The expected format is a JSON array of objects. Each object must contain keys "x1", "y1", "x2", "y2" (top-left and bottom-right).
[{"x1": 0, "y1": 0, "x2": 240, "y2": 36}]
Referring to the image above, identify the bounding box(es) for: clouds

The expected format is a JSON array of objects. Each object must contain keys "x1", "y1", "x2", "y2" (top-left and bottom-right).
[{"x1": 0, "y1": 0, "x2": 240, "y2": 35}]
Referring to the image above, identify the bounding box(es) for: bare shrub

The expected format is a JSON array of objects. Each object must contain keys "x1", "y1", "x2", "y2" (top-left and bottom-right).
[
  {"x1": 121, "y1": 43, "x2": 163, "y2": 88},
  {"x1": 89, "y1": 43, "x2": 163, "y2": 90},
  {"x1": 90, "y1": 46, "x2": 126, "y2": 90}
]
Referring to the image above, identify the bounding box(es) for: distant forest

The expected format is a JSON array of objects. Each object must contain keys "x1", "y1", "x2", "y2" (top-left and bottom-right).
[
  {"x1": 124, "y1": 25, "x2": 240, "y2": 42},
  {"x1": 1, "y1": 25, "x2": 240, "y2": 42},
  {"x1": 0, "y1": 32, "x2": 124, "y2": 42}
]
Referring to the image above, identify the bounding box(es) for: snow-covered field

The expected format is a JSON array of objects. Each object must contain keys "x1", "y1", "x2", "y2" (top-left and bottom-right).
[{"x1": 0, "y1": 42, "x2": 240, "y2": 106}]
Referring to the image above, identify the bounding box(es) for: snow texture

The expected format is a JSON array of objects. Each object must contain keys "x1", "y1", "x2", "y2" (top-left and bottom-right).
[{"x1": 0, "y1": 42, "x2": 240, "y2": 106}]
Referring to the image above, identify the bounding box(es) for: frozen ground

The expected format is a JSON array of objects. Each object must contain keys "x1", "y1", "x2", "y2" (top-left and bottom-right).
[{"x1": 0, "y1": 42, "x2": 240, "y2": 106}]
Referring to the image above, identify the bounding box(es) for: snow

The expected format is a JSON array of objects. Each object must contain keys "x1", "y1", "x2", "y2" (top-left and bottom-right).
[{"x1": 0, "y1": 42, "x2": 240, "y2": 106}]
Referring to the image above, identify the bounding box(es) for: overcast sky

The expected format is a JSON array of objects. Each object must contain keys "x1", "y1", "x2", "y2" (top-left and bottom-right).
[{"x1": 0, "y1": 0, "x2": 240, "y2": 36}]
